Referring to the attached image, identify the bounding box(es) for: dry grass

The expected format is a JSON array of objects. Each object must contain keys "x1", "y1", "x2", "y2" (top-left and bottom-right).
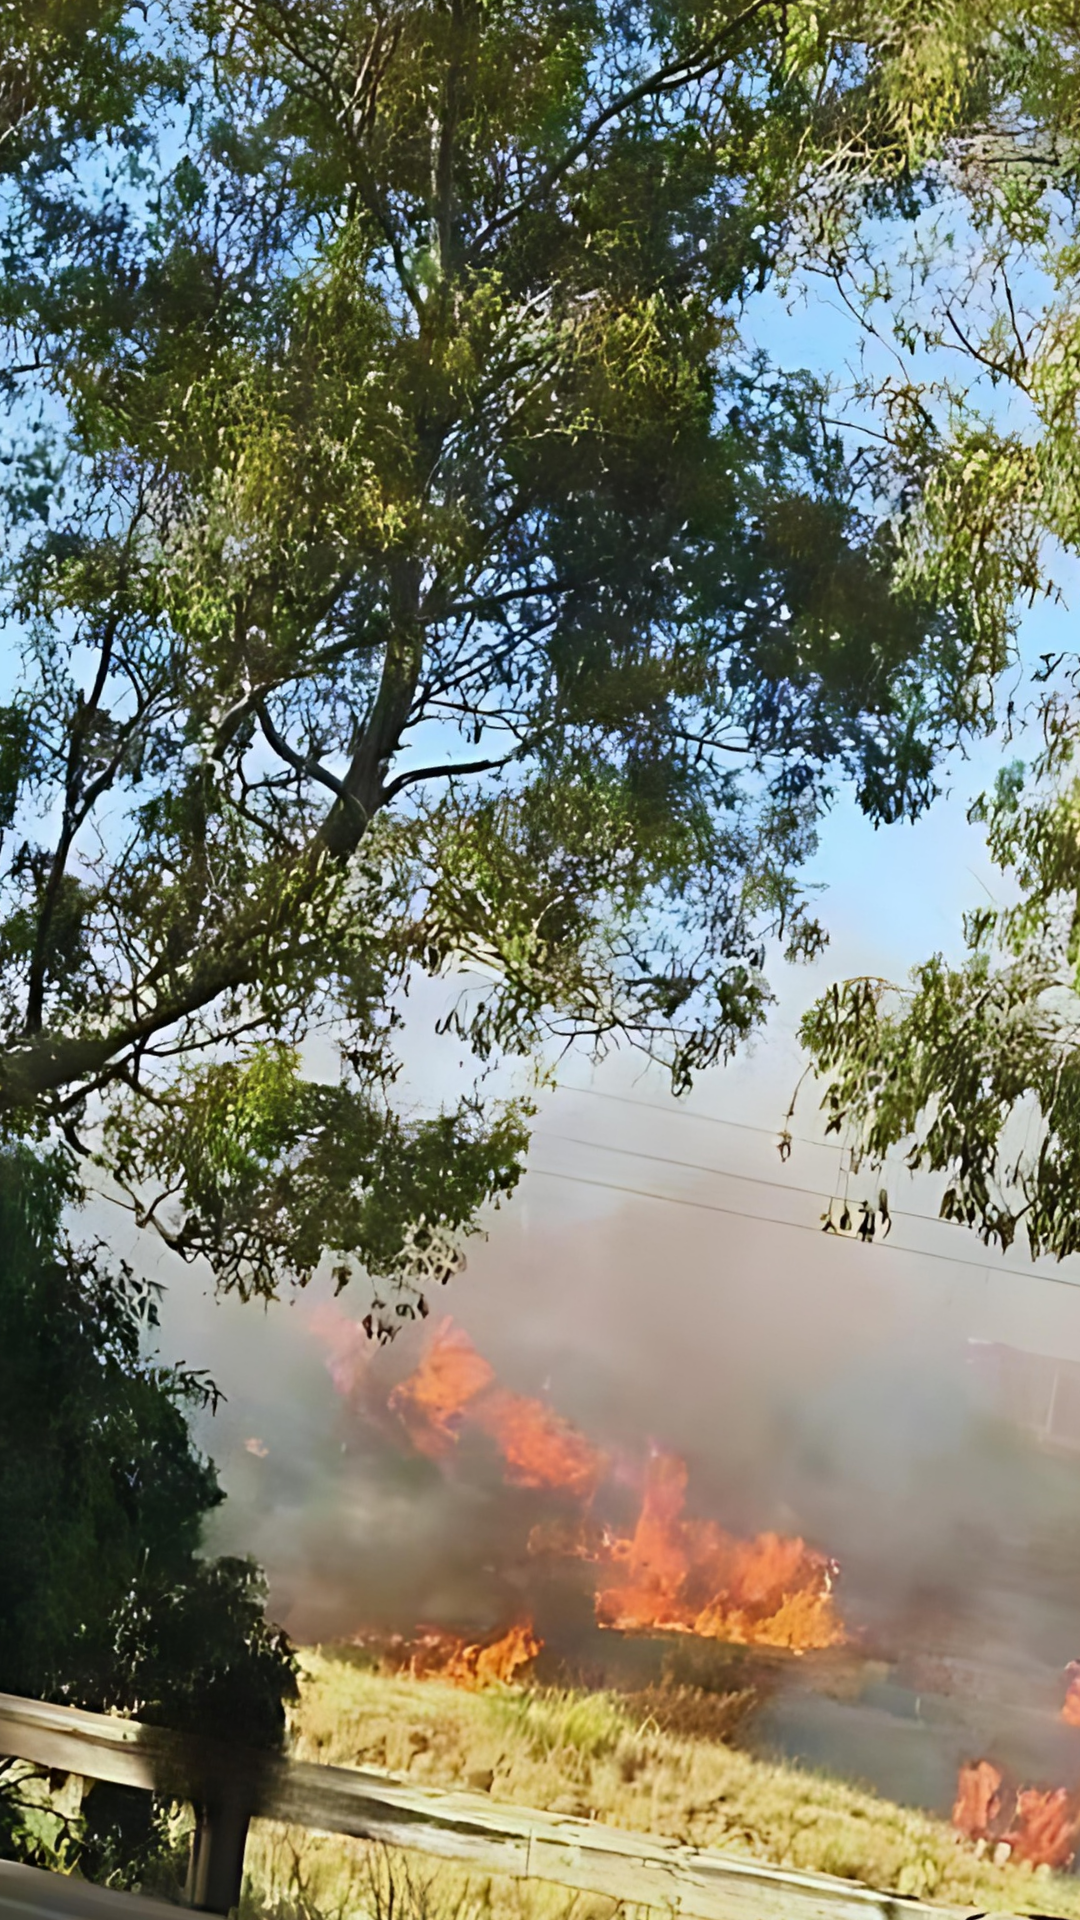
[{"x1": 239, "y1": 1648, "x2": 1080, "y2": 1919}]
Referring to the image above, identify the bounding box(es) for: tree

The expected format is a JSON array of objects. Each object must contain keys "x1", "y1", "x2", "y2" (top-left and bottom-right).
[
  {"x1": 0, "y1": 1142, "x2": 295, "y2": 1881},
  {"x1": 792, "y1": 14, "x2": 1080, "y2": 1258},
  {"x1": 800, "y1": 749, "x2": 1080, "y2": 1260},
  {"x1": 0, "y1": 0, "x2": 1050, "y2": 1325}
]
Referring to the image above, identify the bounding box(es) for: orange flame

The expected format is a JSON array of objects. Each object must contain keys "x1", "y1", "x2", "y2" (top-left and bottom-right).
[
  {"x1": 953, "y1": 1760, "x2": 1080, "y2": 1871},
  {"x1": 446, "y1": 1621, "x2": 543, "y2": 1688},
  {"x1": 1062, "y1": 1663, "x2": 1080, "y2": 1727},
  {"x1": 387, "y1": 1318, "x2": 607, "y2": 1495},
  {"x1": 378, "y1": 1324, "x2": 848, "y2": 1656},
  {"x1": 354, "y1": 1621, "x2": 541, "y2": 1689},
  {"x1": 472, "y1": 1386, "x2": 606, "y2": 1498},
  {"x1": 388, "y1": 1319, "x2": 495, "y2": 1457},
  {"x1": 1006, "y1": 1787, "x2": 1080, "y2": 1870},
  {"x1": 593, "y1": 1450, "x2": 845, "y2": 1651},
  {"x1": 952, "y1": 1759, "x2": 1005, "y2": 1842},
  {"x1": 595, "y1": 1449, "x2": 690, "y2": 1628}
]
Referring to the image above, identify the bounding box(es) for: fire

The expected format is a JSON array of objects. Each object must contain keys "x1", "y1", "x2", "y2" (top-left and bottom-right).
[
  {"x1": 952, "y1": 1759, "x2": 1005, "y2": 1842},
  {"x1": 953, "y1": 1760, "x2": 1080, "y2": 1871},
  {"x1": 353, "y1": 1621, "x2": 542, "y2": 1689},
  {"x1": 303, "y1": 1311, "x2": 849, "y2": 1660},
  {"x1": 472, "y1": 1387, "x2": 605, "y2": 1498},
  {"x1": 448, "y1": 1622, "x2": 543, "y2": 1688},
  {"x1": 1062, "y1": 1662, "x2": 1080, "y2": 1727},
  {"x1": 593, "y1": 1450, "x2": 845, "y2": 1651},
  {"x1": 380, "y1": 1324, "x2": 848, "y2": 1655},
  {"x1": 597, "y1": 1448, "x2": 690, "y2": 1627},
  {"x1": 387, "y1": 1318, "x2": 606, "y2": 1494},
  {"x1": 388, "y1": 1318, "x2": 496, "y2": 1457},
  {"x1": 1008, "y1": 1787, "x2": 1080, "y2": 1870}
]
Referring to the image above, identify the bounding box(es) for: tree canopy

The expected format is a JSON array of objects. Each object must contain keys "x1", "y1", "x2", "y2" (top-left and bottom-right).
[
  {"x1": 0, "y1": 1145, "x2": 292, "y2": 1738},
  {"x1": 0, "y1": 0, "x2": 1068, "y2": 1322}
]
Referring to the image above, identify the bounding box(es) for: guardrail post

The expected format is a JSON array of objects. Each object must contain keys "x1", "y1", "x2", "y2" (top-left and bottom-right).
[{"x1": 185, "y1": 1793, "x2": 251, "y2": 1916}]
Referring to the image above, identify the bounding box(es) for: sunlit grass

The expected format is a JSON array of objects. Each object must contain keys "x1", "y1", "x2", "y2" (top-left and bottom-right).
[{"x1": 486, "y1": 1687, "x2": 636, "y2": 1763}]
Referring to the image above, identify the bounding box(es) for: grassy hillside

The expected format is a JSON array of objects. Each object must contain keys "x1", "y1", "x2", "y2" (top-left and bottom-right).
[{"x1": 241, "y1": 1649, "x2": 1080, "y2": 1920}]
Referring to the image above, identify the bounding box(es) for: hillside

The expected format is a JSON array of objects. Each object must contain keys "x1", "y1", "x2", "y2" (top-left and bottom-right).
[{"x1": 240, "y1": 1649, "x2": 1080, "y2": 1920}]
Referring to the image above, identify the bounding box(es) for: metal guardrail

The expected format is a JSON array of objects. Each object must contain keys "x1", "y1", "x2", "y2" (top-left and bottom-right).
[{"x1": 0, "y1": 1690, "x2": 1058, "y2": 1920}]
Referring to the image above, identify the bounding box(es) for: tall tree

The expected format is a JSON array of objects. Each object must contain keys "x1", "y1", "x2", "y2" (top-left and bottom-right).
[{"x1": 0, "y1": 0, "x2": 1047, "y2": 1324}]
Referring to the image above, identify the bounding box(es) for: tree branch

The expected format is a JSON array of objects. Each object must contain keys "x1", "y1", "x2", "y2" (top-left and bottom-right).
[
  {"x1": 255, "y1": 0, "x2": 423, "y2": 315},
  {"x1": 256, "y1": 702, "x2": 355, "y2": 806},
  {"x1": 381, "y1": 746, "x2": 519, "y2": 803},
  {"x1": 4, "y1": 564, "x2": 433, "y2": 1111},
  {"x1": 0, "y1": 957, "x2": 250, "y2": 1115},
  {"x1": 26, "y1": 605, "x2": 126, "y2": 1035},
  {"x1": 318, "y1": 553, "x2": 426, "y2": 855}
]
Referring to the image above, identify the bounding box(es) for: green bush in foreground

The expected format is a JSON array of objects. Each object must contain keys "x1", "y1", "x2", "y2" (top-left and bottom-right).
[{"x1": 0, "y1": 1145, "x2": 296, "y2": 1889}]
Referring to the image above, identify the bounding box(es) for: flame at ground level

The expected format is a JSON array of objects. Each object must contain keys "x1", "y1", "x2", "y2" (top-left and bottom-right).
[
  {"x1": 353, "y1": 1621, "x2": 542, "y2": 1689},
  {"x1": 309, "y1": 1310, "x2": 850, "y2": 1659},
  {"x1": 589, "y1": 1449, "x2": 844, "y2": 1652},
  {"x1": 953, "y1": 1760, "x2": 1080, "y2": 1871},
  {"x1": 952, "y1": 1759, "x2": 1004, "y2": 1841}
]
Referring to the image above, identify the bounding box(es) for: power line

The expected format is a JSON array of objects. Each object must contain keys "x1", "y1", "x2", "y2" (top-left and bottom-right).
[
  {"x1": 533, "y1": 1129, "x2": 973, "y2": 1234},
  {"x1": 552, "y1": 1081, "x2": 867, "y2": 1159},
  {"x1": 526, "y1": 1164, "x2": 1080, "y2": 1293},
  {"x1": 549, "y1": 1075, "x2": 1037, "y2": 1221}
]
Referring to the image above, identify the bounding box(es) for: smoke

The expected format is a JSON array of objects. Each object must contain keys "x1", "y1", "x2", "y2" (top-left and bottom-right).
[{"x1": 145, "y1": 1165, "x2": 1080, "y2": 1676}]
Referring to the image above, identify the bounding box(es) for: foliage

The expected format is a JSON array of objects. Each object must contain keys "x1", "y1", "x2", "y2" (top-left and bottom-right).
[
  {"x1": 0, "y1": 0, "x2": 1070, "y2": 1324},
  {"x1": 0, "y1": 1142, "x2": 295, "y2": 1880},
  {"x1": 800, "y1": 737, "x2": 1080, "y2": 1259},
  {"x1": 786, "y1": 13, "x2": 1080, "y2": 1257}
]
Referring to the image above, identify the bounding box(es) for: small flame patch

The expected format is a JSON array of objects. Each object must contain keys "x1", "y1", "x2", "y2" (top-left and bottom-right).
[{"x1": 353, "y1": 1621, "x2": 542, "y2": 1689}]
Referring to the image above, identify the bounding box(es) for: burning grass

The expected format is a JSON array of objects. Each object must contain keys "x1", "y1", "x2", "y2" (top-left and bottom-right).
[
  {"x1": 589, "y1": 1448, "x2": 844, "y2": 1651},
  {"x1": 953, "y1": 1759, "x2": 1080, "y2": 1873},
  {"x1": 354, "y1": 1623, "x2": 543, "y2": 1689},
  {"x1": 315, "y1": 1312, "x2": 848, "y2": 1658},
  {"x1": 240, "y1": 1649, "x2": 1080, "y2": 1920}
]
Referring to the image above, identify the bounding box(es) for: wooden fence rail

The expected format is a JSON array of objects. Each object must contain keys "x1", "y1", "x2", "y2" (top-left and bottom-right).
[{"x1": 0, "y1": 1691, "x2": 1049, "y2": 1920}]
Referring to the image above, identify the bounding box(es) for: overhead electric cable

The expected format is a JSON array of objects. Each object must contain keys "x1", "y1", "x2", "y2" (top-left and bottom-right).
[
  {"x1": 552, "y1": 1081, "x2": 887, "y2": 1160},
  {"x1": 526, "y1": 1165, "x2": 1080, "y2": 1292},
  {"x1": 533, "y1": 1129, "x2": 984, "y2": 1235}
]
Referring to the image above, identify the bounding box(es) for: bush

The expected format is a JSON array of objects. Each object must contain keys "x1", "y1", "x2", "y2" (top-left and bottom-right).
[{"x1": 0, "y1": 1146, "x2": 296, "y2": 1888}]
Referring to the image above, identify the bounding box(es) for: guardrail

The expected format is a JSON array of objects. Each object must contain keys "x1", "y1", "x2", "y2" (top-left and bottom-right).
[{"x1": 0, "y1": 1690, "x2": 1050, "y2": 1920}]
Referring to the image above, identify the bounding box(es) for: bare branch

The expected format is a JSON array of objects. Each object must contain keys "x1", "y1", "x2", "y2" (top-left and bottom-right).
[
  {"x1": 382, "y1": 746, "x2": 519, "y2": 803},
  {"x1": 256, "y1": 702, "x2": 355, "y2": 806}
]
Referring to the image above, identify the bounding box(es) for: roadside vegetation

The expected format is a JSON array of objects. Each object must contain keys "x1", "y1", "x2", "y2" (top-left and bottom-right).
[
  {"x1": 242, "y1": 1649, "x2": 1080, "y2": 1920},
  {"x1": 0, "y1": 1147, "x2": 295, "y2": 1890}
]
